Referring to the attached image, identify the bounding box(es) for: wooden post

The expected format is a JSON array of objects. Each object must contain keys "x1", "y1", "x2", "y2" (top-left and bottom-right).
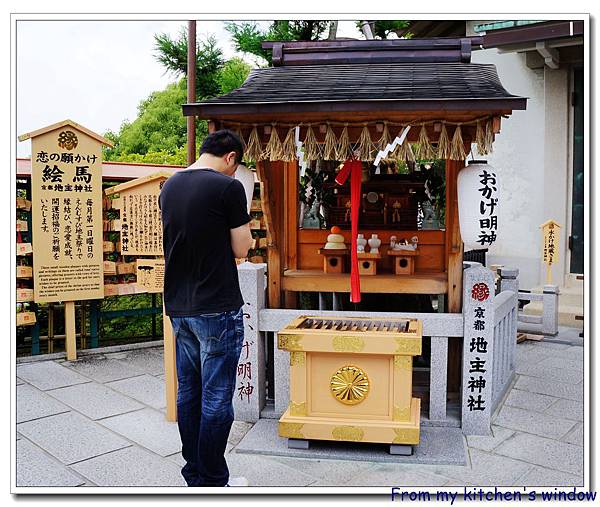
[
  {"x1": 187, "y1": 20, "x2": 197, "y2": 166},
  {"x1": 48, "y1": 303, "x2": 54, "y2": 354},
  {"x1": 284, "y1": 160, "x2": 298, "y2": 308},
  {"x1": 163, "y1": 301, "x2": 178, "y2": 422},
  {"x1": 256, "y1": 161, "x2": 284, "y2": 308},
  {"x1": 64, "y1": 301, "x2": 77, "y2": 361}
]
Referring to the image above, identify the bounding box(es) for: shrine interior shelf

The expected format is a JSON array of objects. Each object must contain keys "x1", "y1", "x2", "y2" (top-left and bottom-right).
[{"x1": 282, "y1": 269, "x2": 447, "y2": 294}]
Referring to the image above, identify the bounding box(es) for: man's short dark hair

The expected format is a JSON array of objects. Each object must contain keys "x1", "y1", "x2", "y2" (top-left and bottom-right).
[{"x1": 199, "y1": 130, "x2": 244, "y2": 164}]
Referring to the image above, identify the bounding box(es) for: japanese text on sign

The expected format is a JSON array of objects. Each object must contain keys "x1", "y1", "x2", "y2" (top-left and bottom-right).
[
  {"x1": 30, "y1": 126, "x2": 105, "y2": 303},
  {"x1": 477, "y1": 169, "x2": 499, "y2": 246}
]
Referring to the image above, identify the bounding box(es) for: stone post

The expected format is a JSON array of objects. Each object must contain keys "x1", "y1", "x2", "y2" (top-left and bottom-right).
[
  {"x1": 499, "y1": 267, "x2": 519, "y2": 295},
  {"x1": 542, "y1": 285, "x2": 559, "y2": 336},
  {"x1": 462, "y1": 265, "x2": 495, "y2": 435},
  {"x1": 234, "y1": 262, "x2": 267, "y2": 422}
]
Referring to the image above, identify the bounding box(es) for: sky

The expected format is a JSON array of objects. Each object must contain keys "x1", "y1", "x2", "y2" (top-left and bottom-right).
[{"x1": 16, "y1": 19, "x2": 362, "y2": 157}]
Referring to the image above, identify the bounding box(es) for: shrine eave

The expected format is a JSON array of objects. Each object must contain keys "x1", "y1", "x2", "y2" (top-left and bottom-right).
[{"x1": 182, "y1": 61, "x2": 527, "y2": 121}]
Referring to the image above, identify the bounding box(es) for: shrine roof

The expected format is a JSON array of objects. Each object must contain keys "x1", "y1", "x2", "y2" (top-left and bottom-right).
[{"x1": 183, "y1": 61, "x2": 526, "y2": 120}]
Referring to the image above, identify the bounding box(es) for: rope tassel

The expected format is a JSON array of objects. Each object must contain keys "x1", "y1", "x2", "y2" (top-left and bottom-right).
[
  {"x1": 395, "y1": 137, "x2": 415, "y2": 163},
  {"x1": 323, "y1": 124, "x2": 338, "y2": 160},
  {"x1": 281, "y1": 128, "x2": 297, "y2": 161},
  {"x1": 245, "y1": 126, "x2": 263, "y2": 162},
  {"x1": 263, "y1": 126, "x2": 284, "y2": 161},
  {"x1": 357, "y1": 126, "x2": 376, "y2": 161},
  {"x1": 484, "y1": 120, "x2": 495, "y2": 155},
  {"x1": 437, "y1": 124, "x2": 451, "y2": 160},
  {"x1": 377, "y1": 123, "x2": 392, "y2": 152},
  {"x1": 303, "y1": 125, "x2": 321, "y2": 162},
  {"x1": 336, "y1": 126, "x2": 351, "y2": 161},
  {"x1": 415, "y1": 125, "x2": 435, "y2": 160},
  {"x1": 475, "y1": 121, "x2": 487, "y2": 156},
  {"x1": 449, "y1": 125, "x2": 467, "y2": 161}
]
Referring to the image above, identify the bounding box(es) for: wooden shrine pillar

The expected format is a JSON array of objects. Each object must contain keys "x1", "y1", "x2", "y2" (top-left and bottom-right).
[
  {"x1": 283, "y1": 161, "x2": 298, "y2": 308},
  {"x1": 445, "y1": 157, "x2": 465, "y2": 394},
  {"x1": 256, "y1": 161, "x2": 285, "y2": 308}
]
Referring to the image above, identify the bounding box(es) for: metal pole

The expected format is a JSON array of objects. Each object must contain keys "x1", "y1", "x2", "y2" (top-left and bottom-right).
[{"x1": 187, "y1": 20, "x2": 197, "y2": 166}]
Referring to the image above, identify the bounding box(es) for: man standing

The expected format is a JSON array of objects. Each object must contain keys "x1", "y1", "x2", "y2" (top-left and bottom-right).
[{"x1": 159, "y1": 130, "x2": 254, "y2": 487}]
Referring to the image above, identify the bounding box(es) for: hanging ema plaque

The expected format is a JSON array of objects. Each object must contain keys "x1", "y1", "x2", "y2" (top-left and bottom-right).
[{"x1": 20, "y1": 120, "x2": 111, "y2": 303}]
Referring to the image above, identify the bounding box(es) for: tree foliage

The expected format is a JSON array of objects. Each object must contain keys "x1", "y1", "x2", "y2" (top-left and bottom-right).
[
  {"x1": 225, "y1": 20, "x2": 329, "y2": 65},
  {"x1": 103, "y1": 78, "x2": 208, "y2": 162},
  {"x1": 218, "y1": 57, "x2": 252, "y2": 94},
  {"x1": 153, "y1": 30, "x2": 224, "y2": 99}
]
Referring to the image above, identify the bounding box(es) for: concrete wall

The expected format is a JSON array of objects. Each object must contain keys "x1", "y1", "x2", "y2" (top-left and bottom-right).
[{"x1": 466, "y1": 21, "x2": 571, "y2": 288}]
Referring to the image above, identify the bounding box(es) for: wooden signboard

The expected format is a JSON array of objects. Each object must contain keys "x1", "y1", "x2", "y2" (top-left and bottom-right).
[
  {"x1": 19, "y1": 120, "x2": 113, "y2": 360},
  {"x1": 107, "y1": 173, "x2": 171, "y2": 256},
  {"x1": 540, "y1": 220, "x2": 561, "y2": 284},
  {"x1": 22, "y1": 121, "x2": 109, "y2": 303},
  {"x1": 136, "y1": 259, "x2": 165, "y2": 293}
]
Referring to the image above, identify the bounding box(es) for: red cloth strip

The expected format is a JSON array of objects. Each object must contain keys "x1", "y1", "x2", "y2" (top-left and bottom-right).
[{"x1": 335, "y1": 159, "x2": 362, "y2": 303}]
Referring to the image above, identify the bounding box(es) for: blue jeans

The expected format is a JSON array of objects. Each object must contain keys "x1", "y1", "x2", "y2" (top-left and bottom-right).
[{"x1": 170, "y1": 308, "x2": 244, "y2": 487}]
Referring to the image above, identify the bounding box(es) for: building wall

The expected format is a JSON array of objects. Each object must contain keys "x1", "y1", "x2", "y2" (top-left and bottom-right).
[{"x1": 466, "y1": 21, "x2": 571, "y2": 288}]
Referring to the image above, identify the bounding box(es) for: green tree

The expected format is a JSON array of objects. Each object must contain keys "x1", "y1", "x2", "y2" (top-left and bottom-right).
[
  {"x1": 103, "y1": 78, "x2": 208, "y2": 162},
  {"x1": 218, "y1": 57, "x2": 252, "y2": 94},
  {"x1": 154, "y1": 30, "x2": 224, "y2": 99},
  {"x1": 225, "y1": 20, "x2": 329, "y2": 65}
]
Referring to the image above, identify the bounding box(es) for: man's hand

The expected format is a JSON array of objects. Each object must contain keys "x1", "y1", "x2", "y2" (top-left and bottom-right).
[{"x1": 230, "y1": 222, "x2": 254, "y2": 259}]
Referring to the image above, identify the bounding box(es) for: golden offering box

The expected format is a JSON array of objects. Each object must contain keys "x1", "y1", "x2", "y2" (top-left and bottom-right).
[{"x1": 277, "y1": 316, "x2": 422, "y2": 452}]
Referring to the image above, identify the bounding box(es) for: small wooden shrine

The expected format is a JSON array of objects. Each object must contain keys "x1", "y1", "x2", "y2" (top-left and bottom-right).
[
  {"x1": 183, "y1": 38, "x2": 526, "y2": 404},
  {"x1": 183, "y1": 38, "x2": 525, "y2": 314}
]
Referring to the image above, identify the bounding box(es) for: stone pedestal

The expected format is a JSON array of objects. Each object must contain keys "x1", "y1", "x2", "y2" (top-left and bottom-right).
[{"x1": 235, "y1": 262, "x2": 267, "y2": 422}]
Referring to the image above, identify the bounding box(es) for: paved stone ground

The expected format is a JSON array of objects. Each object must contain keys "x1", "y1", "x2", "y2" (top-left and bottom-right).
[{"x1": 15, "y1": 326, "x2": 584, "y2": 488}]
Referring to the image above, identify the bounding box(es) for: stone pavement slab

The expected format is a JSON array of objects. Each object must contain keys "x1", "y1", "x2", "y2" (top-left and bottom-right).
[
  {"x1": 46, "y1": 383, "x2": 144, "y2": 420},
  {"x1": 517, "y1": 363, "x2": 583, "y2": 384},
  {"x1": 16, "y1": 439, "x2": 86, "y2": 487},
  {"x1": 270, "y1": 455, "x2": 378, "y2": 486},
  {"x1": 516, "y1": 465, "x2": 583, "y2": 487},
  {"x1": 228, "y1": 420, "x2": 253, "y2": 446},
  {"x1": 432, "y1": 448, "x2": 533, "y2": 486},
  {"x1": 62, "y1": 356, "x2": 146, "y2": 383},
  {"x1": 536, "y1": 356, "x2": 584, "y2": 372},
  {"x1": 235, "y1": 419, "x2": 467, "y2": 465},
  {"x1": 544, "y1": 398, "x2": 584, "y2": 422},
  {"x1": 226, "y1": 451, "x2": 317, "y2": 487},
  {"x1": 466, "y1": 425, "x2": 514, "y2": 452},
  {"x1": 98, "y1": 407, "x2": 181, "y2": 456},
  {"x1": 16, "y1": 384, "x2": 70, "y2": 424},
  {"x1": 113, "y1": 349, "x2": 165, "y2": 376},
  {"x1": 17, "y1": 412, "x2": 131, "y2": 465},
  {"x1": 503, "y1": 388, "x2": 558, "y2": 413},
  {"x1": 494, "y1": 432, "x2": 583, "y2": 475},
  {"x1": 106, "y1": 374, "x2": 166, "y2": 409},
  {"x1": 338, "y1": 463, "x2": 449, "y2": 487},
  {"x1": 16, "y1": 377, "x2": 24, "y2": 385},
  {"x1": 70, "y1": 447, "x2": 186, "y2": 487},
  {"x1": 561, "y1": 423, "x2": 584, "y2": 446},
  {"x1": 17, "y1": 361, "x2": 91, "y2": 391},
  {"x1": 515, "y1": 375, "x2": 582, "y2": 401},
  {"x1": 494, "y1": 405, "x2": 577, "y2": 439}
]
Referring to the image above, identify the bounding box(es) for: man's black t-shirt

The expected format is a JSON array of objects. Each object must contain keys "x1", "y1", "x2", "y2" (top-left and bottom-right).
[{"x1": 159, "y1": 167, "x2": 251, "y2": 317}]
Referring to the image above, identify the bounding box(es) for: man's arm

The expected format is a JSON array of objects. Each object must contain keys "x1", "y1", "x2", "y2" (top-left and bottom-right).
[{"x1": 230, "y1": 222, "x2": 254, "y2": 259}]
